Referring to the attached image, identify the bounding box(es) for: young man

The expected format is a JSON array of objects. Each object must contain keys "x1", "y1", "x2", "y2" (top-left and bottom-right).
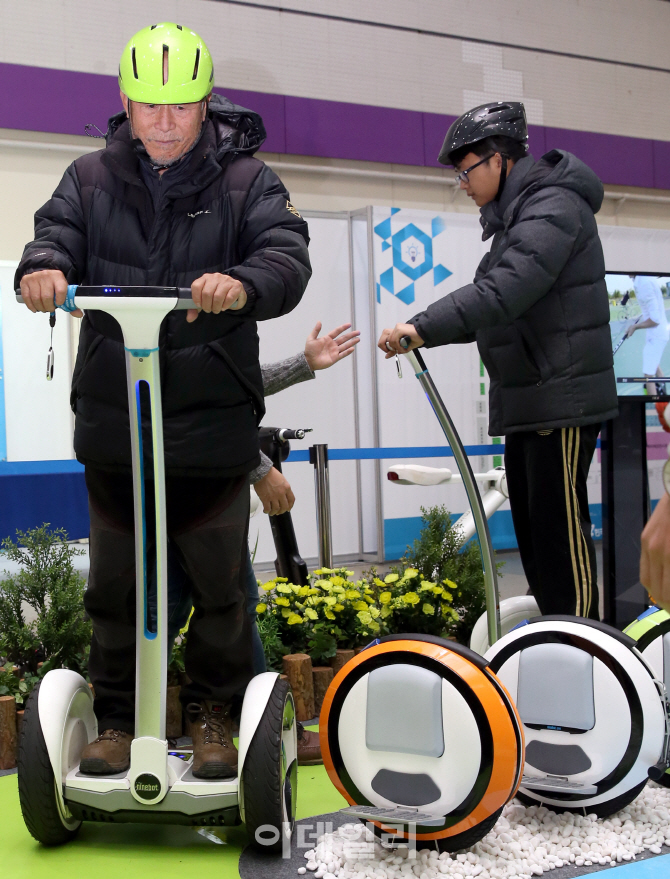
[
  {"x1": 17, "y1": 23, "x2": 311, "y2": 778},
  {"x1": 380, "y1": 101, "x2": 618, "y2": 620}
]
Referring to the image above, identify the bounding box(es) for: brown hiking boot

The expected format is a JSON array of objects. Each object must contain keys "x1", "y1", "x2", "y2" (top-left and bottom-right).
[
  {"x1": 297, "y1": 721, "x2": 322, "y2": 765},
  {"x1": 188, "y1": 701, "x2": 238, "y2": 779},
  {"x1": 79, "y1": 729, "x2": 133, "y2": 775}
]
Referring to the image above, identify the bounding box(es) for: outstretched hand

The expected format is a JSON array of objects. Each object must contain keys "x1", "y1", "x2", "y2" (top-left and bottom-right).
[
  {"x1": 304, "y1": 322, "x2": 360, "y2": 371},
  {"x1": 640, "y1": 492, "x2": 670, "y2": 611}
]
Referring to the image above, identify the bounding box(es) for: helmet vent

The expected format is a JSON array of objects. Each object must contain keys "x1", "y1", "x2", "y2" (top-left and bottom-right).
[
  {"x1": 163, "y1": 45, "x2": 169, "y2": 85},
  {"x1": 131, "y1": 47, "x2": 138, "y2": 80},
  {"x1": 192, "y1": 48, "x2": 200, "y2": 80},
  {"x1": 150, "y1": 24, "x2": 157, "y2": 30},
  {"x1": 176, "y1": 24, "x2": 183, "y2": 30}
]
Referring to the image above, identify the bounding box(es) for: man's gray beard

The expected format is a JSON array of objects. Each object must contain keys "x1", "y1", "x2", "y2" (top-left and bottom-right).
[{"x1": 145, "y1": 149, "x2": 184, "y2": 168}]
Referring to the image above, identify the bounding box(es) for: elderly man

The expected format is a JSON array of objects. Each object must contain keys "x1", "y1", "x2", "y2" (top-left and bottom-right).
[{"x1": 17, "y1": 22, "x2": 311, "y2": 778}]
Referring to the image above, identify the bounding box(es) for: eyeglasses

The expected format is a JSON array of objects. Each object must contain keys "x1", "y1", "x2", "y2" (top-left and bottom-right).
[{"x1": 454, "y1": 154, "x2": 494, "y2": 184}]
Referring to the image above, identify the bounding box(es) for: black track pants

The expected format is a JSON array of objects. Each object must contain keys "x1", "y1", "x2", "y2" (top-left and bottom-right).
[
  {"x1": 504, "y1": 425, "x2": 600, "y2": 620},
  {"x1": 84, "y1": 467, "x2": 253, "y2": 734}
]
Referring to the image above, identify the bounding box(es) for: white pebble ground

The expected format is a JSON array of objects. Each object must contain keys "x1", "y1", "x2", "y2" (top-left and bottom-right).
[{"x1": 300, "y1": 785, "x2": 670, "y2": 879}]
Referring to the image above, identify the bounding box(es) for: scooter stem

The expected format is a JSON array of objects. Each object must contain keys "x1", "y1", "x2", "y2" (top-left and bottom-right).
[
  {"x1": 405, "y1": 350, "x2": 501, "y2": 645},
  {"x1": 17, "y1": 285, "x2": 196, "y2": 738}
]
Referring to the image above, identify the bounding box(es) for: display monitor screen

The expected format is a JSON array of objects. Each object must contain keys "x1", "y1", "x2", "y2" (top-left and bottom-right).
[{"x1": 608, "y1": 272, "x2": 670, "y2": 399}]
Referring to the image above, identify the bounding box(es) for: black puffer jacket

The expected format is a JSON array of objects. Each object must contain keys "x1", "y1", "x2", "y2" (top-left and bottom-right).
[
  {"x1": 409, "y1": 151, "x2": 618, "y2": 436},
  {"x1": 16, "y1": 95, "x2": 311, "y2": 475}
]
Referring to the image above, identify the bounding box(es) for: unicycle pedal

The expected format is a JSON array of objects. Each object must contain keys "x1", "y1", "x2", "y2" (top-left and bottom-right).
[{"x1": 339, "y1": 805, "x2": 444, "y2": 824}]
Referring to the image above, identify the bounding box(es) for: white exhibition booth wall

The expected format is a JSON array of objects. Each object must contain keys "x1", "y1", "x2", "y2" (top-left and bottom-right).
[{"x1": 1, "y1": 212, "x2": 670, "y2": 565}]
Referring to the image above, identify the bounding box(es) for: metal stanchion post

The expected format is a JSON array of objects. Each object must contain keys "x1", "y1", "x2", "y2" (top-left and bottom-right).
[{"x1": 309, "y1": 443, "x2": 333, "y2": 569}]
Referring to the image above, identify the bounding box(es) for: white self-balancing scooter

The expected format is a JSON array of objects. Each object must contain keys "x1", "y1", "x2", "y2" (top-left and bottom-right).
[
  {"x1": 16, "y1": 285, "x2": 297, "y2": 853},
  {"x1": 624, "y1": 605, "x2": 670, "y2": 789},
  {"x1": 320, "y1": 349, "x2": 524, "y2": 852}
]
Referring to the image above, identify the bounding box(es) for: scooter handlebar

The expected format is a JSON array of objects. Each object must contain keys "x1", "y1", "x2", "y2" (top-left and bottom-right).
[{"x1": 16, "y1": 285, "x2": 197, "y2": 310}]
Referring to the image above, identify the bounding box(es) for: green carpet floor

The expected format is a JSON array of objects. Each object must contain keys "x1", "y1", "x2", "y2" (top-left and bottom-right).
[{"x1": 0, "y1": 726, "x2": 346, "y2": 879}]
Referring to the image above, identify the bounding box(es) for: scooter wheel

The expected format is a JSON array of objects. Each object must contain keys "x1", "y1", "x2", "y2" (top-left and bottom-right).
[
  {"x1": 514, "y1": 779, "x2": 649, "y2": 820},
  {"x1": 243, "y1": 678, "x2": 298, "y2": 854},
  {"x1": 17, "y1": 683, "x2": 81, "y2": 845},
  {"x1": 364, "y1": 808, "x2": 504, "y2": 854}
]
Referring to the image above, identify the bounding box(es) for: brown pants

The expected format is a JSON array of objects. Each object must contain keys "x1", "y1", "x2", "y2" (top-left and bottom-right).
[{"x1": 84, "y1": 466, "x2": 253, "y2": 734}]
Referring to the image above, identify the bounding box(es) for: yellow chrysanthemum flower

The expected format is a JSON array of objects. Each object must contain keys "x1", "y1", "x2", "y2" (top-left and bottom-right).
[
  {"x1": 419, "y1": 581, "x2": 435, "y2": 591},
  {"x1": 364, "y1": 595, "x2": 375, "y2": 604},
  {"x1": 287, "y1": 613, "x2": 303, "y2": 625},
  {"x1": 353, "y1": 601, "x2": 368, "y2": 611},
  {"x1": 275, "y1": 577, "x2": 289, "y2": 583},
  {"x1": 275, "y1": 597, "x2": 291, "y2": 607},
  {"x1": 323, "y1": 596, "x2": 337, "y2": 606},
  {"x1": 384, "y1": 573, "x2": 399, "y2": 584},
  {"x1": 261, "y1": 581, "x2": 276, "y2": 592},
  {"x1": 403, "y1": 568, "x2": 419, "y2": 579},
  {"x1": 325, "y1": 610, "x2": 336, "y2": 620},
  {"x1": 305, "y1": 608, "x2": 318, "y2": 620},
  {"x1": 402, "y1": 592, "x2": 420, "y2": 606},
  {"x1": 357, "y1": 611, "x2": 372, "y2": 625},
  {"x1": 379, "y1": 591, "x2": 392, "y2": 604},
  {"x1": 441, "y1": 589, "x2": 453, "y2": 601},
  {"x1": 381, "y1": 605, "x2": 393, "y2": 619},
  {"x1": 422, "y1": 603, "x2": 435, "y2": 615},
  {"x1": 330, "y1": 575, "x2": 345, "y2": 586},
  {"x1": 345, "y1": 590, "x2": 361, "y2": 600},
  {"x1": 256, "y1": 603, "x2": 267, "y2": 614},
  {"x1": 443, "y1": 578, "x2": 458, "y2": 590},
  {"x1": 276, "y1": 584, "x2": 293, "y2": 594},
  {"x1": 281, "y1": 608, "x2": 291, "y2": 618},
  {"x1": 333, "y1": 603, "x2": 345, "y2": 612},
  {"x1": 373, "y1": 577, "x2": 385, "y2": 588},
  {"x1": 369, "y1": 606, "x2": 380, "y2": 619}
]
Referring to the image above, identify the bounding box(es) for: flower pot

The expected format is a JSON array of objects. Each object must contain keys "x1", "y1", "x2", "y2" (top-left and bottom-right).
[
  {"x1": 282, "y1": 653, "x2": 315, "y2": 721},
  {"x1": 166, "y1": 685, "x2": 182, "y2": 739},
  {"x1": 329, "y1": 648, "x2": 355, "y2": 675},
  {"x1": 0, "y1": 695, "x2": 18, "y2": 770},
  {"x1": 16, "y1": 709, "x2": 24, "y2": 740},
  {"x1": 312, "y1": 666, "x2": 334, "y2": 716}
]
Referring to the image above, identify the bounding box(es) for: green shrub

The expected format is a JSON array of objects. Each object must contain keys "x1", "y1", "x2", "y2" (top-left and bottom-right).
[
  {"x1": 0, "y1": 662, "x2": 39, "y2": 705},
  {"x1": 399, "y1": 505, "x2": 501, "y2": 644},
  {"x1": 0, "y1": 524, "x2": 91, "y2": 676}
]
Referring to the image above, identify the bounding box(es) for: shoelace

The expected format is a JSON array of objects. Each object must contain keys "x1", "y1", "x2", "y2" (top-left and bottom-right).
[
  {"x1": 95, "y1": 729, "x2": 127, "y2": 743},
  {"x1": 188, "y1": 703, "x2": 231, "y2": 748}
]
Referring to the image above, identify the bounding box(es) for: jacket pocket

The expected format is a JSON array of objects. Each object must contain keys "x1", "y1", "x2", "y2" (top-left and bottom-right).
[
  {"x1": 208, "y1": 339, "x2": 266, "y2": 424},
  {"x1": 70, "y1": 333, "x2": 104, "y2": 412},
  {"x1": 516, "y1": 322, "x2": 552, "y2": 385}
]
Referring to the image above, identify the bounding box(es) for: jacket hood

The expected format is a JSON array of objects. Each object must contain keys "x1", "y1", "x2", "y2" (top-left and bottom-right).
[
  {"x1": 480, "y1": 150, "x2": 603, "y2": 239},
  {"x1": 522, "y1": 149, "x2": 604, "y2": 213},
  {"x1": 105, "y1": 93, "x2": 267, "y2": 159}
]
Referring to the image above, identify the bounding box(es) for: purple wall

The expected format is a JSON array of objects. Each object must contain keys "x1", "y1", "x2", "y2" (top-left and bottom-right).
[{"x1": 1, "y1": 61, "x2": 668, "y2": 191}]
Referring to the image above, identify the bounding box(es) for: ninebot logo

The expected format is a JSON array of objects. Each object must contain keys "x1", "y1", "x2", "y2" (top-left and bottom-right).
[{"x1": 134, "y1": 773, "x2": 161, "y2": 800}]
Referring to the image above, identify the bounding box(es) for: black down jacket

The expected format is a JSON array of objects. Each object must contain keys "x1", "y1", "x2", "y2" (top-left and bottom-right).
[
  {"x1": 409, "y1": 151, "x2": 618, "y2": 436},
  {"x1": 16, "y1": 95, "x2": 311, "y2": 475}
]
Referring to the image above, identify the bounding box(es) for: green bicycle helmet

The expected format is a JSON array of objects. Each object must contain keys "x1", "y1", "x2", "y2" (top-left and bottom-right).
[{"x1": 119, "y1": 22, "x2": 213, "y2": 104}]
